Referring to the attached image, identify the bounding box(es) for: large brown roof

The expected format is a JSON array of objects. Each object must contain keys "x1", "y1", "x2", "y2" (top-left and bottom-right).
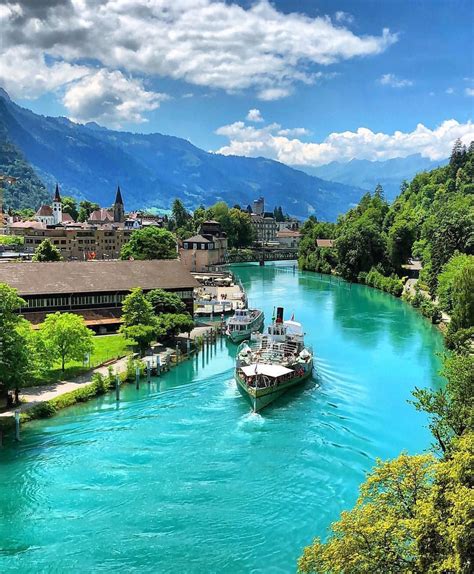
[
  {"x1": 0, "y1": 260, "x2": 199, "y2": 296},
  {"x1": 35, "y1": 205, "x2": 53, "y2": 216},
  {"x1": 316, "y1": 239, "x2": 335, "y2": 248}
]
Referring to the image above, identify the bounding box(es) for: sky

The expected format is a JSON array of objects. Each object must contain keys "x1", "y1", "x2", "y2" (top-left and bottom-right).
[{"x1": 1, "y1": 0, "x2": 473, "y2": 166}]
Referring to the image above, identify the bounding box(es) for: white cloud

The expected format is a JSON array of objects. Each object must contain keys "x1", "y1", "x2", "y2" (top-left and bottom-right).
[
  {"x1": 465, "y1": 88, "x2": 474, "y2": 97},
  {"x1": 334, "y1": 11, "x2": 354, "y2": 24},
  {"x1": 246, "y1": 109, "x2": 264, "y2": 122},
  {"x1": 215, "y1": 119, "x2": 474, "y2": 166},
  {"x1": 277, "y1": 127, "x2": 311, "y2": 137},
  {"x1": 0, "y1": 47, "x2": 90, "y2": 99},
  {"x1": 445, "y1": 87, "x2": 455, "y2": 94},
  {"x1": 62, "y1": 70, "x2": 168, "y2": 127},
  {"x1": 2, "y1": 0, "x2": 397, "y2": 103},
  {"x1": 378, "y1": 73, "x2": 413, "y2": 88}
]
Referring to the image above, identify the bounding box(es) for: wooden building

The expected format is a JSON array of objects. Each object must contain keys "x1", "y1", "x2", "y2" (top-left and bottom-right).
[{"x1": 0, "y1": 260, "x2": 199, "y2": 333}]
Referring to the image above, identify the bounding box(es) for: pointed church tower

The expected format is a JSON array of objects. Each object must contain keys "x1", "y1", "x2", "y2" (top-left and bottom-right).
[
  {"x1": 113, "y1": 185, "x2": 125, "y2": 223},
  {"x1": 52, "y1": 183, "x2": 62, "y2": 224}
]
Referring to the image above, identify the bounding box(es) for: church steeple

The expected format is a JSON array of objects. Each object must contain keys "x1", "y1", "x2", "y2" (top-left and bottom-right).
[
  {"x1": 52, "y1": 183, "x2": 62, "y2": 224},
  {"x1": 53, "y1": 183, "x2": 61, "y2": 203},
  {"x1": 113, "y1": 185, "x2": 125, "y2": 222}
]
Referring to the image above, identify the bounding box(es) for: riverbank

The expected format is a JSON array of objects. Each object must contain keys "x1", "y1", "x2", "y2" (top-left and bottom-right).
[{"x1": 0, "y1": 323, "x2": 221, "y2": 433}]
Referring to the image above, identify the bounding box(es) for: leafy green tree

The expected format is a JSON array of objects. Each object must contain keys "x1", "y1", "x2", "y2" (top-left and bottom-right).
[
  {"x1": 120, "y1": 288, "x2": 157, "y2": 354},
  {"x1": 336, "y1": 221, "x2": 387, "y2": 280},
  {"x1": 437, "y1": 253, "x2": 473, "y2": 313},
  {"x1": 416, "y1": 433, "x2": 473, "y2": 574},
  {"x1": 387, "y1": 217, "x2": 416, "y2": 271},
  {"x1": 411, "y1": 353, "x2": 473, "y2": 454},
  {"x1": 120, "y1": 226, "x2": 177, "y2": 260},
  {"x1": 155, "y1": 313, "x2": 194, "y2": 340},
  {"x1": 39, "y1": 312, "x2": 94, "y2": 371},
  {"x1": 450, "y1": 261, "x2": 474, "y2": 332},
  {"x1": 171, "y1": 198, "x2": 190, "y2": 229},
  {"x1": 0, "y1": 284, "x2": 35, "y2": 398},
  {"x1": 298, "y1": 453, "x2": 437, "y2": 574},
  {"x1": 146, "y1": 289, "x2": 186, "y2": 314},
  {"x1": 32, "y1": 239, "x2": 63, "y2": 262},
  {"x1": 77, "y1": 200, "x2": 99, "y2": 222},
  {"x1": 62, "y1": 196, "x2": 79, "y2": 221}
]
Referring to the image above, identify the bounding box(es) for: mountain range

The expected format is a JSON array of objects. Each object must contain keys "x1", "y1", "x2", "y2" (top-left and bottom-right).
[
  {"x1": 303, "y1": 155, "x2": 448, "y2": 201},
  {"x1": 0, "y1": 89, "x2": 446, "y2": 220}
]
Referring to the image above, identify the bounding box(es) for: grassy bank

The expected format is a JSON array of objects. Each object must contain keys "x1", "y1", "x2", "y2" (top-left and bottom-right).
[{"x1": 31, "y1": 333, "x2": 134, "y2": 386}]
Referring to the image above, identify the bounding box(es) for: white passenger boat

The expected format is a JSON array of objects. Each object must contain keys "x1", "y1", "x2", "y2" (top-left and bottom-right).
[
  {"x1": 234, "y1": 307, "x2": 313, "y2": 411},
  {"x1": 226, "y1": 308, "x2": 265, "y2": 343}
]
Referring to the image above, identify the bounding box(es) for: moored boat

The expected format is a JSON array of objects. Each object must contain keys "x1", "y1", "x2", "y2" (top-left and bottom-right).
[
  {"x1": 226, "y1": 308, "x2": 265, "y2": 343},
  {"x1": 234, "y1": 307, "x2": 313, "y2": 412}
]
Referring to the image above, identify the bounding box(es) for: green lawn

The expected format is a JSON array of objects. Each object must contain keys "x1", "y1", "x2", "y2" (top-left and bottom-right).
[{"x1": 33, "y1": 333, "x2": 134, "y2": 386}]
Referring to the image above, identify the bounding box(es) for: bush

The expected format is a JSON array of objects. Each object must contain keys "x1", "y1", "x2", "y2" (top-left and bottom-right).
[
  {"x1": 445, "y1": 326, "x2": 474, "y2": 353},
  {"x1": 363, "y1": 267, "x2": 404, "y2": 297}
]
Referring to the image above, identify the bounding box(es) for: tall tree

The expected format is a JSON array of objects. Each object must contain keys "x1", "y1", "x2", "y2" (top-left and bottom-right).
[
  {"x1": 146, "y1": 289, "x2": 186, "y2": 314},
  {"x1": 39, "y1": 312, "x2": 93, "y2": 371},
  {"x1": 171, "y1": 198, "x2": 190, "y2": 229},
  {"x1": 120, "y1": 288, "x2": 157, "y2": 354},
  {"x1": 61, "y1": 196, "x2": 79, "y2": 221},
  {"x1": 32, "y1": 239, "x2": 63, "y2": 262},
  {"x1": 120, "y1": 227, "x2": 177, "y2": 260}
]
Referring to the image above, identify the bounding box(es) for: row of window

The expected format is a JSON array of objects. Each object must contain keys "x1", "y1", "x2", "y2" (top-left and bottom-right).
[
  {"x1": 183, "y1": 242, "x2": 215, "y2": 250},
  {"x1": 24, "y1": 290, "x2": 193, "y2": 309}
]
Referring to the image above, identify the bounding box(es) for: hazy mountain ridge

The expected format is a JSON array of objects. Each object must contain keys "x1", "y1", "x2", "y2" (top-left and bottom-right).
[
  {"x1": 303, "y1": 155, "x2": 448, "y2": 201},
  {"x1": 0, "y1": 91, "x2": 369, "y2": 220}
]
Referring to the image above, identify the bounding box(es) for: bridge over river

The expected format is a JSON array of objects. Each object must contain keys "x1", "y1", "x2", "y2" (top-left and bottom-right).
[{"x1": 224, "y1": 247, "x2": 298, "y2": 264}]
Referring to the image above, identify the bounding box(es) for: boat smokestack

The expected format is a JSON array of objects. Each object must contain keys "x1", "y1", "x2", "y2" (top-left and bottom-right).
[{"x1": 276, "y1": 307, "x2": 284, "y2": 324}]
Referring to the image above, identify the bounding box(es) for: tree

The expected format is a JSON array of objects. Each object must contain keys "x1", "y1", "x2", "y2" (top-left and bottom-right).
[
  {"x1": 120, "y1": 227, "x2": 177, "y2": 260},
  {"x1": 437, "y1": 253, "x2": 473, "y2": 314},
  {"x1": 298, "y1": 453, "x2": 437, "y2": 574},
  {"x1": 62, "y1": 196, "x2": 78, "y2": 221},
  {"x1": 387, "y1": 217, "x2": 416, "y2": 271},
  {"x1": 0, "y1": 284, "x2": 34, "y2": 398},
  {"x1": 450, "y1": 261, "x2": 474, "y2": 332},
  {"x1": 411, "y1": 353, "x2": 473, "y2": 454},
  {"x1": 146, "y1": 289, "x2": 186, "y2": 314},
  {"x1": 298, "y1": 436, "x2": 473, "y2": 574},
  {"x1": 155, "y1": 313, "x2": 194, "y2": 340},
  {"x1": 120, "y1": 288, "x2": 157, "y2": 354},
  {"x1": 39, "y1": 312, "x2": 93, "y2": 371},
  {"x1": 171, "y1": 198, "x2": 190, "y2": 229},
  {"x1": 77, "y1": 200, "x2": 99, "y2": 222},
  {"x1": 32, "y1": 239, "x2": 63, "y2": 262}
]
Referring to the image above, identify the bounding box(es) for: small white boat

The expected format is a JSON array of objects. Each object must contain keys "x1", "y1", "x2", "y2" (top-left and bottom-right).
[{"x1": 226, "y1": 308, "x2": 265, "y2": 343}]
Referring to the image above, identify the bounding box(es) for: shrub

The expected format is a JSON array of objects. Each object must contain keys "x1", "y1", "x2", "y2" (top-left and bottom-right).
[{"x1": 363, "y1": 267, "x2": 404, "y2": 297}]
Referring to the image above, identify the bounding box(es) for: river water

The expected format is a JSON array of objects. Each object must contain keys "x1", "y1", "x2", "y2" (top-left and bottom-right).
[{"x1": 0, "y1": 263, "x2": 445, "y2": 573}]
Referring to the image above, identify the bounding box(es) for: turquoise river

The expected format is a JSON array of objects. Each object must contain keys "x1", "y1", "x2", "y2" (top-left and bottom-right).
[{"x1": 0, "y1": 263, "x2": 445, "y2": 573}]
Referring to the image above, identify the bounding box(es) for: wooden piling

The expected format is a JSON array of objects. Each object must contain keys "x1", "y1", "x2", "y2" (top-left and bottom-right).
[
  {"x1": 115, "y1": 376, "x2": 120, "y2": 401},
  {"x1": 14, "y1": 409, "x2": 20, "y2": 441},
  {"x1": 135, "y1": 365, "x2": 140, "y2": 389}
]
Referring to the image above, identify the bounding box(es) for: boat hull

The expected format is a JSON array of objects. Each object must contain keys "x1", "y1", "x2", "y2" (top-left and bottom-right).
[{"x1": 235, "y1": 362, "x2": 313, "y2": 412}]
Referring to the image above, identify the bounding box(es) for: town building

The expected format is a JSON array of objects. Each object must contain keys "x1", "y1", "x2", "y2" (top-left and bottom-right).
[
  {"x1": 275, "y1": 229, "x2": 302, "y2": 248},
  {"x1": 8, "y1": 186, "x2": 152, "y2": 260},
  {"x1": 180, "y1": 221, "x2": 228, "y2": 272},
  {"x1": 250, "y1": 212, "x2": 278, "y2": 243},
  {"x1": 34, "y1": 184, "x2": 64, "y2": 225},
  {"x1": 0, "y1": 260, "x2": 199, "y2": 333},
  {"x1": 253, "y1": 196, "x2": 265, "y2": 215}
]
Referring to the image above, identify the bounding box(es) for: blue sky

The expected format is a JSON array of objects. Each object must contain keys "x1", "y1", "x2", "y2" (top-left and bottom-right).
[{"x1": 1, "y1": 0, "x2": 473, "y2": 165}]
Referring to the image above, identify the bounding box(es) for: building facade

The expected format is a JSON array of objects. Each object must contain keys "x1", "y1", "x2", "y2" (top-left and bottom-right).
[
  {"x1": 180, "y1": 221, "x2": 228, "y2": 272},
  {"x1": 250, "y1": 213, "x2": 278, "y2": 243}
]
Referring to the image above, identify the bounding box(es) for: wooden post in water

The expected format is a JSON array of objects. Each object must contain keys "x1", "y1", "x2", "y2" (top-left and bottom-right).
[
  {"x1": 115, "y1": 376, "x2": 120, "y2": 401},
  {"x1": 156, "y1": 354, "x2": 161, "y2": 376},
  {"x1": 14, "y1": 409, "x2": 20, "y2": 441},
  {"x1": 135, "y1": 365, "x2": 140, "y2": 389},
  {"x1": 147, "y1": 361, "x2": 151, "y2": 383},
  {"x1": 0, "y1": 429, "x2": 3, "y2": 448},
  {"x1": 186, "y1": 337, "x2": 191, "y2": 357}
]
